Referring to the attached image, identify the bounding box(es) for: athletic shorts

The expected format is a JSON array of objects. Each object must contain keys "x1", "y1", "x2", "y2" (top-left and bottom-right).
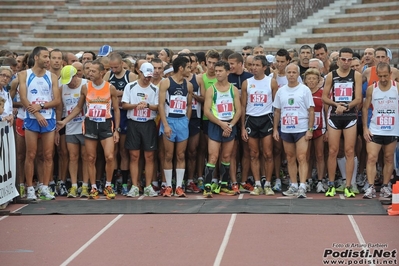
[
  {"x1": 160, "y1": 116, "x2": 189, "y2": 143},
  {"x1": 16, "y1": 118, "x2": 25, "y2": 137},
  {"x1": 208, "y1": 120, "x2": 236, "y2": 143},
  {"x1": 312, "y1": 129, "x2": 323, "y2": 139},
  {"x1": 202, "y1": 120, "x2": 209, "y2": 135},
  {"x1": 24, "y1": 117, "x2": 56, "y2": 134},
  {"x1": 111, "y1": 109, "x2": 128, "y2": 134},
  {"x1": 83, "y1": 117, "x2": 113, "y2": 141},
  {"x1": 125, "y1": 119, "x2": 157, "y2": 151},
  {"x1": 328, "y1": 118, "x2": 357, "y2": 130},
  {"x1": 371, "y1": 135, "x2": 397, "y2": 146},
  {"x1": 244, "y1": 113, "x2": 273, "y2": 138},
  {"x1": 280, "y1": 131, "x2": 307, "y2": 143},
  {"x1": 189, "y1": 118, "x2": 201, "y2": 137},
  {"x1": 66, "y1": 134, "x2": 85, "y2": 145}
]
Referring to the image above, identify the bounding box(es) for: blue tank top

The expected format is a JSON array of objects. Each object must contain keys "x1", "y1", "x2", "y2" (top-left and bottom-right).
[{"x1": 167, "y1": 77, "x2": 188, "y2": 118}]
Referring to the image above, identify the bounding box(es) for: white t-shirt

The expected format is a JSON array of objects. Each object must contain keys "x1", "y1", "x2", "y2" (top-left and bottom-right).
[
  {"x1": 273, "y1": 83, "x2": 315, "y2": 133},
  {"x1": 121, "y1": 81, "x2": 159, "y2": 122}
]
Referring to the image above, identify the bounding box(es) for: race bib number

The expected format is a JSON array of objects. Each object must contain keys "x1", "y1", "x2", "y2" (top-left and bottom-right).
[
  {"x1": 282, "y1": 112, "x2": 299, "y2": 126},
  {"x1": 377, "y1": 115, "x2": 394, "y2": 130},
  {"x1": 133, "y1": 108, "x2": 151, "y2": 118},
  {"x1": 250, "y1": 94, "x2": 267, "y2": 103},
  {"x1": 88, "y1": 104, "x2": 107, "y2": 122},
  {"x1": 217, "y1": 102, "x2": 233, "y2": 119},
  {"x1": 169, "y1": 95, "x2": 187, "y2": 114},
  {"x1": 313, "y1": 112, "x2": 321, "y2": 129},
  {"x1": 334, "y1": 82, "x2": 353, "y2": 102}
]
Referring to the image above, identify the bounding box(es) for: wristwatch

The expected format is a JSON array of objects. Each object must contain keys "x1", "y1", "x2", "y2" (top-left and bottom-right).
[
  {"x1": 308, "y1": 128, "x2": 314, "y2": 132},
  {"x1": 40, "y1": 103, "x2": 45, "y2": 109},
  {"x1": 116, "y1": 127, "x2": 121, "y2": 133}
]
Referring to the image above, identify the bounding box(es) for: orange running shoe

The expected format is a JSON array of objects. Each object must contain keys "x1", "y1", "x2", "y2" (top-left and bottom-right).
[
  {"x1": 163, "y1": 186, "x2": 173, "y2": 197},
  {"x1": 174, "y1": 186, "x2": 187, "y2": 197}
]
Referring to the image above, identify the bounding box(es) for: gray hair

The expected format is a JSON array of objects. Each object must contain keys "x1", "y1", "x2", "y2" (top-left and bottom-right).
[{"x1": 309, "y1": 58, "x2": 323, "y2": 69}]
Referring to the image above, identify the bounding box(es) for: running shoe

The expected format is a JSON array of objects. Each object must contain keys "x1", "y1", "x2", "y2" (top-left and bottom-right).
[
  {"x1": 40, "y1": 186, "x2": 55, "y2": 200},
  {"x1": 239, "y1": 182, "x2": 254, "y2": 193},
  {"x1": 27, "y1": 187, "x2": 37, "y2": 201},
  {"x1": 144, "y1": 185, "x2": 158, "y2": 197},
  {"x1": 67, "y1": 186, "x2": 78, "y2": 198},
  {"x1": 316, "y1": 181, "x2": 325, "y2": 193},
  {"x1": 121, "y1": 185, "x2": 129, "y2": 196},
  {"x1": 151, "y1": 184, "x2": 160, "y2": 194},
  {"x1": 297, "y1": 187, "x2": 307, "y2": 198},
  {"x1": 220, "y1": 186, "x2": 236, "y2": 196},
  {"x1": 351, "y1": 183, "x2": 360, "y2": 194},
  {"x1": 58, "y1": 183, "x2": 68, "y2": 196},
  {"x1": 344, "y1": 187, "x2": 355, "y2": 198},
  {"x1": 186, "y1": 181, "x2": 200, "y2": 193},
  {"x1": 127, "y1": 185, "x2": 139, "y2": 197},
  {"x1": 325, "y1": 186, "x2": 336, "y2": 197},
  {"x1": 211, "y1": 182, "x2": 220, "y2": 194},
  {"x1": 49, "y1": 182, "x2": 57, "y2": 196},
  {"x1": 264, "y1": 186, "x2": 274, "y2": 196},
  {"x1": 174, "y1": 186, "x2": 187, "y2": 197},
  {"x1": 231, "y1": 183, "x2": 240, "y2": 195},
  {"x1": 336, "y1": 182, "x2": 346, "y2": 193},
  {"x1": 362, "y1": 181, "x2": 370, "y2": 192},
  {"x1": 272, "y1": 179, "x2": 282, "y2": 192},
  {"x1": 80, "y1": 186, "x2": 89, "y2": 198},
  {"x1": 307, "y1": 178, "x2": 314, "y2": 192},
  {"x1": 163, "y1": 186, "x2": 173, "y2": 197},
  {"x1": 283, "y1": 185, "x2": 298, "y2": 197},
  {"x1": 363, "y1": 186, "x2": 376, "y2": 199},
  {"x1": 250, "y1": 185, "x2": 264, "y2": 196},
  {"x1": 159, "y1": 185, "x2": 166, "y2": 196},
  {"x1": 197, "y1": 178, "x2": 204, "y2": 191},
  {"x1": 380, "y1": 185, "x2": 392, "y2": 198},
  {"x1": 19, "y1": 185, "x2": 26, "y2": 198},
  {"x1": 89, "y1": 188, "x2": 99, "y2": 199},
  {"x1": 203, "y1": 185, "x2": 212, "y2": 198},
  {"x1": 356, "y1": 173, "x2": 366, "y2": 187},
  {"x1": 104, "y1": 186, "x2": 116, "y2": 199}
]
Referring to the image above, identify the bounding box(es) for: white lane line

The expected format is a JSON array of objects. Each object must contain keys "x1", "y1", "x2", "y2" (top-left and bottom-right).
[
  {"x1": 347, "y1": 215, "x2": 375, "y2": 266},
  {"x1": 213, "y1": 193, "x2": 242, "y2": 265},
  {"x1": 138, "y1": 195, "x2": 145, "y2": 200},
  {"x1": 0, "y1": 204, "x2": 28, "y2": 221},
  {"x1": 213, "y1": 213, "x2": 237, "y2": 266},
  {"x1": 340, "y1": 193, "x2": 375, "y2": 266},
  {"x1": 60, "y1": 214, "x2": 123, "y2": 266}
]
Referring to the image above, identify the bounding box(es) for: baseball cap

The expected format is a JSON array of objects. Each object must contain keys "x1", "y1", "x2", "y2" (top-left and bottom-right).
[
  {"x1": 60, "y1": 65, "x2": 77, "y2": 85},
  {"x1": 98, "y1": 44, "x2": 112, "y2": 57},
  {"x1": 266, "y1": 54, "x2": 275, "y2": 63},
  {"x1": 140, "y1": 62, "x2": 154, "y2": 77}
]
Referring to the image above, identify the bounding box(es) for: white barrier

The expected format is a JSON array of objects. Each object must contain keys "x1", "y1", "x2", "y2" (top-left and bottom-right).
[{"x1": 0, "y1": 121, "x2": 18, "y2": 205}]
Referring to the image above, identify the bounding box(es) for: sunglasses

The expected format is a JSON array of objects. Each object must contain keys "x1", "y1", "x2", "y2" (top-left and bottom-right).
[
  {"x1": 339, "y1": 57, "x2": 353, "y2": 62},
  {"x1": 242, "y1": 53, "x2": 251, "y2": 56}
]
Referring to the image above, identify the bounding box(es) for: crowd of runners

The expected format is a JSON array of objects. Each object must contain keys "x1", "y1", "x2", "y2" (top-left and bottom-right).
[{"x1": 0, "y1": 42, "x2": 398, "y2": 201}]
